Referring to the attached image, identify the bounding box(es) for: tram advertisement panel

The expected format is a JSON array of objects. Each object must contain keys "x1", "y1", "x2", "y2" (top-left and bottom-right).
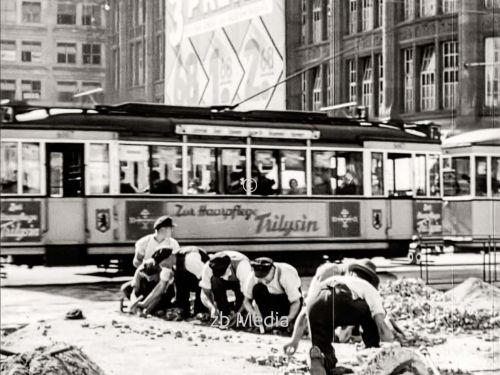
[
  {"x1": 165, "y1": 0, "x2": 285, "y2": 110},
  {"x1": 413, "y1": 201, "x2": 442, "y2": 236},
  {"x1": 125, "y1": 201, "x2": 328, "y2": 240},
  {"x1": 0, "y1": 200, "x2": 41, "y2": 243},
  {"x1": 329, "y1": 202, "x2": 361, "y2": 238}
]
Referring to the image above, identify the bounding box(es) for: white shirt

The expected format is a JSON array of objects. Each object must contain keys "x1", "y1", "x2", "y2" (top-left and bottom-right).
[
  {"x1": 134, "y1": 234, "x2": 180, "y2": 265},
  {"x1": 319, "y1": 275, "x2": 385, "y2": 317},
  {"x1": 160, "y1": 251, "x2": 205, "y2": 279},
  {"x1": 244, "y1": 263, "x2": 302, "y2": 303},
  {"x1": 199, "y1": 252, "x2": 251, "y2": 292}
]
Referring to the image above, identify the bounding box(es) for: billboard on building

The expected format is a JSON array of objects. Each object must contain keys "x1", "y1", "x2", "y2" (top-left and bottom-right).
[{"x1": 165, "y1": 0, "x2": 286, "y2": 110}]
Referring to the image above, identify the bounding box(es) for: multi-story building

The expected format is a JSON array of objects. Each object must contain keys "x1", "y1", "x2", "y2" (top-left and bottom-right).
[
  {"x1": 0, "y1": 0, "x2": 106, "y2": 106},
  {"x1": 105, "y1": 0, "x2": 165, "y2": 103},
  {"x1": 287, "y1": 0, "x2": 499, "y2": 134}
]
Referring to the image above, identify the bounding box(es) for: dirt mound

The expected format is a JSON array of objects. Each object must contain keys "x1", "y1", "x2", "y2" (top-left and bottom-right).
[
  {"x1": 1, "y1": 343, "x2": 106, "y2": 375},
  {"x1": 444, "y1": 277, "x2": 500, "y2": 311},
  {"x1": 356, "y1": 346, "x2": 430, "y2": 375}
]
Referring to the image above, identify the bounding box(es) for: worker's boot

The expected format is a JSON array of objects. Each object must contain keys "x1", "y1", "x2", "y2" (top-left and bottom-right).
[{"x1": 309, "y1": 346, "x2": 327, "y2": 375}]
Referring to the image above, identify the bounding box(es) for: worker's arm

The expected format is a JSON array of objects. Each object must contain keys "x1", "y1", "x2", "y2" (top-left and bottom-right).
[
  {"x1": 243, "y1": 297, "x2": 262, "y2": 324},
  {"x1": 201, "y1": 288, "x2": 218, "y2": 318},
  {"x1": 286, "y1": 299, "x2": 302, "y2": 323},
  {"x1": 133, "y1": 253, "x2": 144, "y2": 269},
  {"x1": 283, "y1": 307, "x2": 308, "y2": 355},
  {"x1": 373, "y1": 313, "x2": 395, "y2": 342}
]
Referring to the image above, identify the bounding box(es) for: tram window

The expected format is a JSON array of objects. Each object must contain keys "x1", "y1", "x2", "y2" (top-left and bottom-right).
[
  {"x1": 1, "y1": 142, "x2": 18, "y2": 194},
  {"x1": 49, "y1": 152, "x2": 63, "y2": 197},
  {"x1": 281, "y1": 150, "x2": 306, "y2": 195},
  {"x1": 119, "y1": 144, "x2": 149, "y2": 193},
  {"x1": 443, "y1": 156, "x2": 470, "y2": 196},
  {"x1": 475, "y1": 157, "x2": 487, "y2": 197},
  {"x1": 371, "y1": 152, "x2": 384, "y2": 196},
  {"x1": 88, "y1": 143, "x2": 110, "y2": 194},
  {"x1": 492, "y1": 157, "x2": 500, "y2": 197},
  {"x1": 428, "y1": 154, "x2": 440, "y2": 196},
  {"x1": 312, "y1": 151, "x2": 334, "y2": 195},
  {"x1": 47, "y1": 143, "x2": 85, "y2": 197},
  {"x1": 22, "y1": 143, "x2": 41, "y2": 194},
  {"x1": 221, "y1": 148, "x2": 246, "y2": 195},
  {"x1": 387, "y1": 153, "x2": 412, "y2": 196},
  {"x1": 151, "y1": 145, "x2": 182, "y2": 194},
  {"x1": 188, "y1": 147, "x2": 217, "y2": 194},
  {"x1": 414, "y1": 154, "x2": 426, "y2": 196},
  {"x1": 252, "y1": 149, "x2": 279, "y2": 195},
  {"x1": 312, "y1": 151, "x2": 363, "y2": 195}
]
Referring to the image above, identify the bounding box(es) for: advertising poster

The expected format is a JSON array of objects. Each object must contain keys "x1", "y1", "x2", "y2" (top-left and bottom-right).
[
  {"x1": 165, "y1": 0, "x2": 285, "y2": 110},
  {"x1": 126, "y1": 201, "x2": 166, "y2": 240},
  {"x1": 414, "y1": 201, "x2": 443, "y2": 236},
  {"x1": 0, "y1": 200, "x2": 42, "y2": 243},
  {"x1": 329, "y1": 202, "x2": 361, "y2": 237}
]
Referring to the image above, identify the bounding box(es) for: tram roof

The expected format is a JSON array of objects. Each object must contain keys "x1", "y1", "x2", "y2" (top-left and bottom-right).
[
  {"x1": 443, "y1": 128, "x2": 500, "y2": 148},
  {"x1": 1, "y1": 102, "x2": 440, "y2": 145}
]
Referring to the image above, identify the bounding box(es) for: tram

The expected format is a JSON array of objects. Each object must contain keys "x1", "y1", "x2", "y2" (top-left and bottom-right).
[
  {"x1": 0, "y1": 103, "x2": 442, "y2": 268},
  {"x1": 442, "y1": 128, "x2": 500, "y2": 250}
]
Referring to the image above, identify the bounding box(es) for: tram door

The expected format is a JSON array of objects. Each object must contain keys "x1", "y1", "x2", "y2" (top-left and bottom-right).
[{"x1": 47, "y1": 143, "x2": 85, "y2": 197}]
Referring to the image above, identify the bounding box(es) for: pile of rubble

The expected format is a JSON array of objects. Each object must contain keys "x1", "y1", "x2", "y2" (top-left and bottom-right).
[
  {"x1": 0, "y1": 343, "x2": 106, "y2": 375},
  {"x1": 380, "y1": 278, "x2": 500, "y2": 343}
]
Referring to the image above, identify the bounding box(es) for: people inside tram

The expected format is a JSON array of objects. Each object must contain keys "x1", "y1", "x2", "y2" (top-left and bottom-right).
[
  {"x1": 312, "y1": 172, "x2": 332, "y2": 195},
  {"x1": 252, "y1": 166, "x2": 276, "y2": 196},
  {"x1": 336, "y1": 171, "x2": 360, "y2": 195},
  {"x1": 1, "y1": 170, "x2": 18, "y2": 193},
  {"x1": 228, "y1": 171, "x2": 245, "y2": 194},
  {"x1": 287, "y1": 178, "x2": 301, "y2": 195},
  {"x1": 150, "y1": 169, "x2": 179, "y2": 194},
  {"x1": 457, "y1": 174, "x2": 471, "y2": 195},
  {"x1": 188, "y1": 178, "x2": 203, "y2": 194},
  {"x1": 120, "y1": 171, "x2": 137, "y2": 194}
]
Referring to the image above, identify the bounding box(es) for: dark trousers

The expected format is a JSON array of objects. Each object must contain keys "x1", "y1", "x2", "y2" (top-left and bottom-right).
[
  {"x1": 210, "y1": 277, "x2": 244, "y2": 316},
  {"x1": 253, "y1": 283, "x2": 299, "y2": 330},
  {"x1": 175, "y1": 269, "x2": 207, "y2": 316},
  {"x1": 133, "y1": 270, "x2": 175, "y2": 312},
  {"x1": 307, "y1": 285, "x2": 380, "y2": 373}
]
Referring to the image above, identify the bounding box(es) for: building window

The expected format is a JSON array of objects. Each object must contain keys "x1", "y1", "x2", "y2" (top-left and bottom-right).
[
  {"x1": 348, "y1": 59, "x2": 357, "y2": 103},
  {"x1": 21, "y1": 80, "x2": 41, "y2": 101},
  {"x1": 154, "y1": 34, "x2": 164, "y2": 81},
  {"x1": 131, "y1": 41, "x2": 144, "y2": 86},
  {"x1": 378, "y1": 0, "x2": 383, "y2": 27},
  {"x1": 420, "y1": 46, "x2": 436, "y2": 111},
  {"x1": 112, "y1": 48, "x2": 120, "y2": 90},
  {"x1": 82, "y1": 43, "x2": 101, "y2": 65},
  {"x1": 362, "y1": 0, "x2": 373, "y2": 31},
  {"x1": 82, "y1": 4, "x2": 101, "y2": 26},
  {"x1": 404, "y1": 0, "x2": 414, "y2": 20},
  {"x1": 81, "y1": 82, "x2": 103, "y2": 103},
  {"x1": 362, "y1": 57, "x2": 373, "y2": 110},
  {"x1": 133, "y1": 0, "x2": 145, "y2": 26},
  {"x1": 442, "y1": 0, "x2": 457, "y2": 13},
  {"x1": 56, "y1": 42, "x2": 76, "y2": 64},
  {"x1": 301, "y1": 0, "x2": 307, "y2": 45},
  {"x1": 1, "y1": 0, "x2": 17, "y2": 24},
  {"x1": 1, "y1": 80, "x2": 16, "y2": 101},
  {"x1": 404, "y1": 48, "x2": 414, "y2": 112},
  {"x1": 112, "y1": 1, "x2": 120, "y2": 33},
  {"x1": 420, "y1": 0, "x2": 436, "y2": 17},
  {"x1": 349, "y1": 0, "x2": 357, "y2": 34},
  {"x1": 442, "y1": 41, "x2": 459, "y2": 110},
  {"x1": 1, "y1": 40, "x2": 16, "y2": 62},
  {"x1": 313, "y1": 67, "x2": 322, "y2": 111},
  {"x1": 327, "y1": 0, "x2": 332, "y2": 38},
  {"x1": 378, "y1": 54, "x2": 383, "y2": 110},
  {"x1": 301, "y1": 73, "x2": 307, "y2": 110},
  {"x1": 57, "y1": 2, "x2": 76, "y2": 25},
  {"x1": 485, "y1": 37, "x2": 500, "y2": 107},
  {"x1": 21, "y1": 41, "x2": 41, "y2": 63},
  {"x1": 326, "y1": 62, "x2": 333, "y2": 106},
  {"x1": 312, "y1": 0, "x2": 322, "y2": 43},
  {"x1": 22, "y1": 1, "x2": 41, "y2": 23},
  {"x1": 57, "y1": 81, "x2": 77, "y2": 103}
]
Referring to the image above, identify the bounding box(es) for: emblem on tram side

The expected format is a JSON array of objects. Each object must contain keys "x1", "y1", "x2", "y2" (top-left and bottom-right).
[
  {"x1": 329, "y1": 202, "x2": 360, "y2": 237},
  {"x1": 372, "y1": 209, "x2": 382, "y2": 230},
  {"x1": 96, "y1": 209, "x2": 110, "y2": 233}
]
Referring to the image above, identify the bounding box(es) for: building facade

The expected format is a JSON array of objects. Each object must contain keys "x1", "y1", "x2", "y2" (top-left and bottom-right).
[
  {"x1": 105, "y1": 0, "x2": 165, "y2": 103},
  {"x1": 0, "y1": 0, "x2": 106, "y2": 106},
  {"x1": 287, "y1": 0, "x2": 499, "y2": 134}
]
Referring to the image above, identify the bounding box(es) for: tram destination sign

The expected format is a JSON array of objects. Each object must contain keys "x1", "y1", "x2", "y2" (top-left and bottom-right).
[
  {"x1": 0, "y1": 200, "x2": 42, "y2": 243},
  {"x1": 175, "y1": 124, "x2": 320, "y2": 140}
]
